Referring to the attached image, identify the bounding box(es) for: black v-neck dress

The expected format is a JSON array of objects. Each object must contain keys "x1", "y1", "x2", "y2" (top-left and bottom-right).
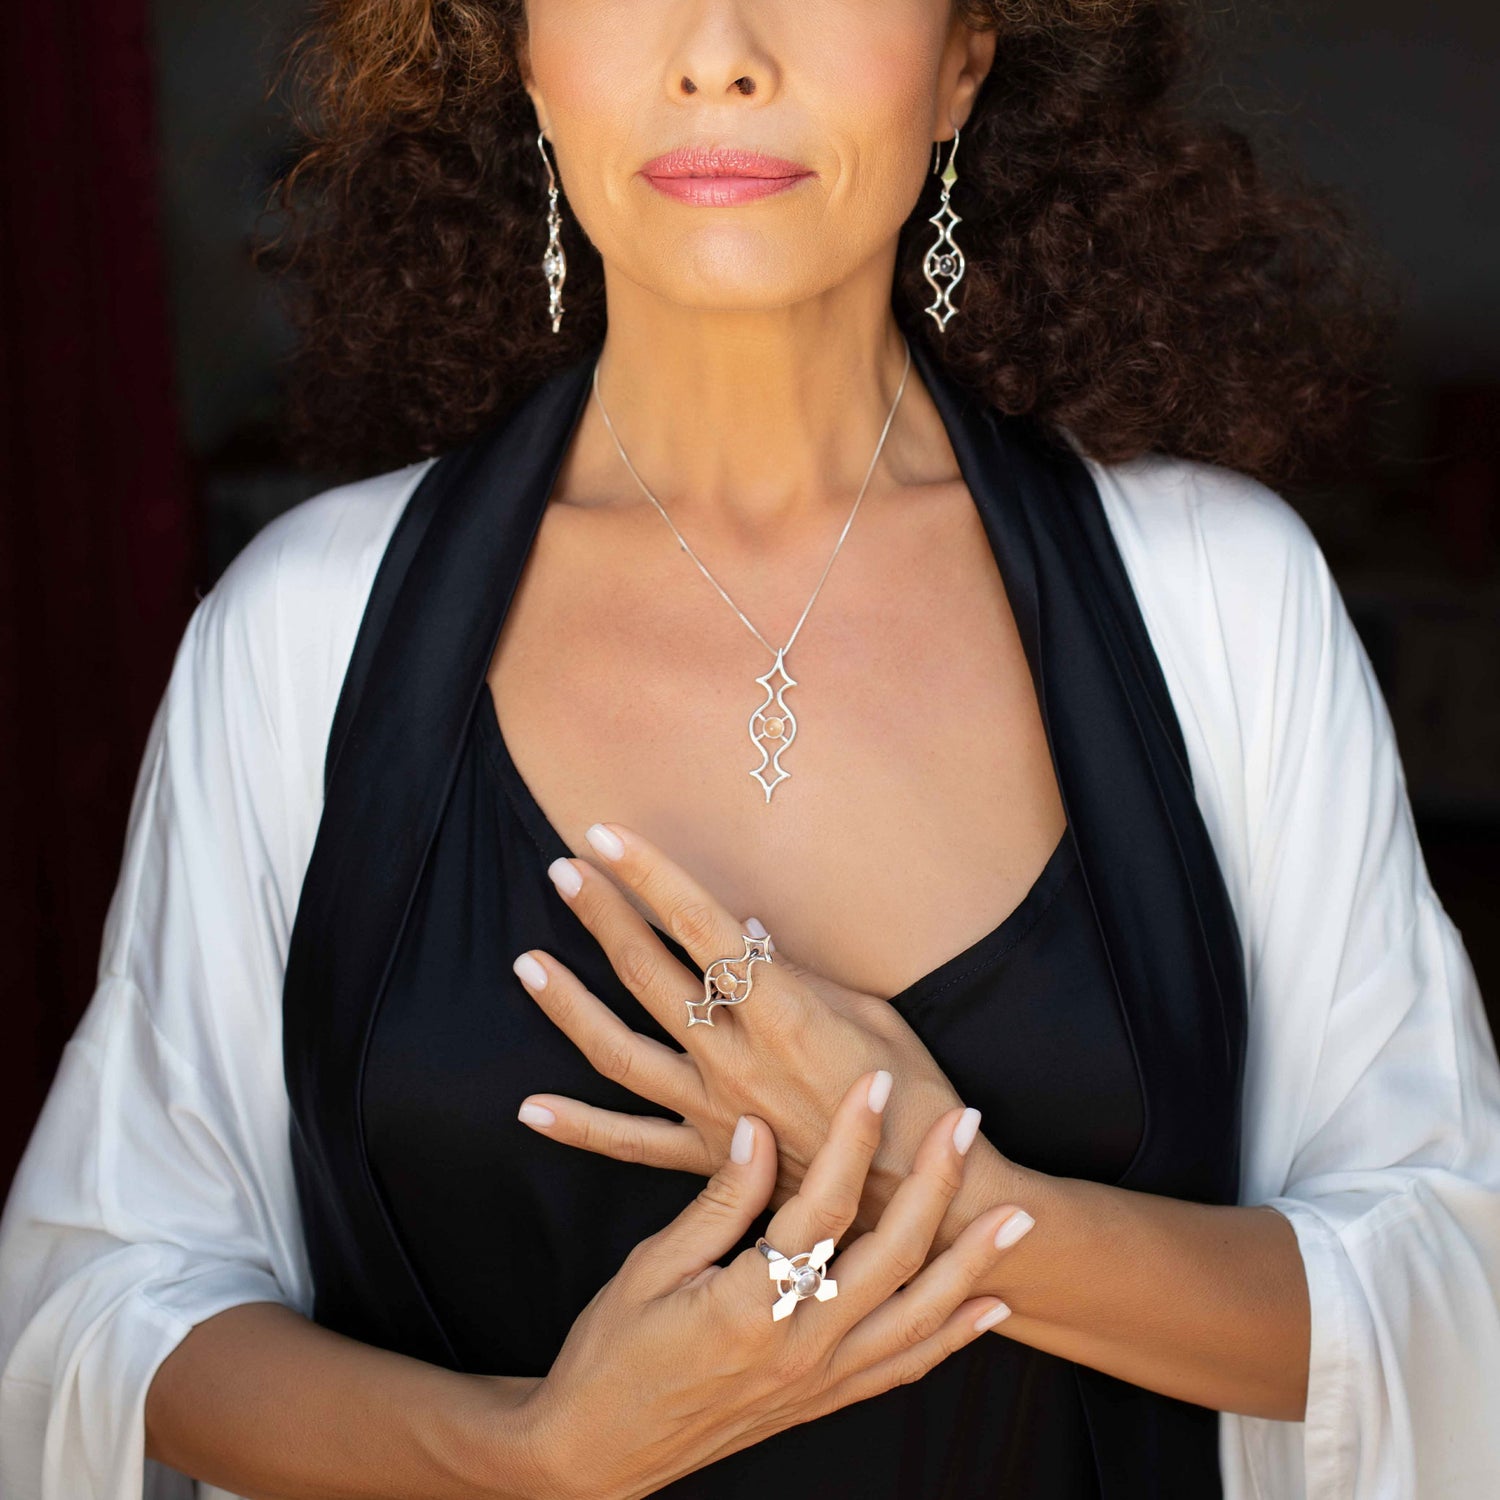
[
  {"x1": 363, "y1": 675, "x2": 1140, "y2": 1496},
  {"x1": 282, "y1": 329, "x2": 1247, "y2": 1499}
]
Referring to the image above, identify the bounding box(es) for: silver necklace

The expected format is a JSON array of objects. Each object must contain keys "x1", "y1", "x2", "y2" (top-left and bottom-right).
[{"x1": 591, "y1": 341, "x2": 913, "y2": 803}]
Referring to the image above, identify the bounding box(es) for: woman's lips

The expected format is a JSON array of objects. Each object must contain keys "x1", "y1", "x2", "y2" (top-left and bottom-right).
[
  {"x1": 644, "y1": 174, "x2": 811, "y2": 205},
  {"x1": 640, "y1": 147, "x2": 815, "y2": 206}
]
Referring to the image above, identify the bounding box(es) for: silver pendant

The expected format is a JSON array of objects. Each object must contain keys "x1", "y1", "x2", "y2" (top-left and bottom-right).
[{"x1": 748, "y1": 647, "x2": 798, "y2": 802}]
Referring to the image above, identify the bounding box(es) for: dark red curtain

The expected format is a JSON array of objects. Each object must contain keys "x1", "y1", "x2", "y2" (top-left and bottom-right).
[{"x1": 1, "y1": 2, "x2": 197, "y2": 1195}]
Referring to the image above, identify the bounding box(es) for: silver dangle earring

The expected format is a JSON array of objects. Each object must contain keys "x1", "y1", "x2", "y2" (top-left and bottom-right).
[
  {"x1": 537, "y1": 129, "x2": 567, "y2": 333},
  {"x1": 922, "y1": 125, "x2": 965, "y2": 333}
]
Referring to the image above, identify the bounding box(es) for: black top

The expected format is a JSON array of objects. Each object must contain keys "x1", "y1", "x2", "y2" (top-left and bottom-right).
[
  {"x1": 363, "y1": 661, "x2": 1144, "y2": 1493},
  {"x1": 282, "y1": 330, "x2": 1246, "y2": 1500}
]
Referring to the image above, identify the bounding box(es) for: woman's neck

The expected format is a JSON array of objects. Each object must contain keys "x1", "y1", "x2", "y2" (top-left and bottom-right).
[{"x1": 572, "y1": 272, "x2": 950, "y2": 537}]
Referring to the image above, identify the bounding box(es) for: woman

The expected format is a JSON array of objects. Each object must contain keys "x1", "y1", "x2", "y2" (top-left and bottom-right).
[{"x1": 3, "y1": 0, "x2": 1498, "y2": 1496}]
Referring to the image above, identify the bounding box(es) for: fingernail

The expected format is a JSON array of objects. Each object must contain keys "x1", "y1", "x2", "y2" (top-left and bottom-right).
[
  {"x1": 973, "y1": 1301, "x2": 1012, "y2": 1333},
  {"x1": 547, "y1": 857, "x2": 583, "y2": 897},
  {"x1": 994, "y1": 1209, "x2": 1035, "y2": 1250},
  {"x1": 585, "y1": 823, "x2": 625, "y2": 860},
  {"x1": 518, "y1": 1101, "x2": 556, "y2": 1128},
  {"x1": 867, "y1": 1069, "x2": 893, "y2": 1114},
  {"x1": 513, "y1": 952, "x2": 549, "y2": 989},
  {"x1": 731, "y1": 1114, "x2": 755, "y2": 1163},
  {"x1": 745, "y1": 915, "x2": 769, "y2": 942},
  {"x1": 951, "y1": 1106, "x2": 982, "y2": 1156}
]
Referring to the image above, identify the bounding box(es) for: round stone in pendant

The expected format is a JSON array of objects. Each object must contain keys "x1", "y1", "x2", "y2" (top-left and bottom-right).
[
  {"x1": 762, "y1": 716, "x2": 785, "y2": 739},
  {"x1": 713, "y1": 972, "x2": 738, "y2": 996}
]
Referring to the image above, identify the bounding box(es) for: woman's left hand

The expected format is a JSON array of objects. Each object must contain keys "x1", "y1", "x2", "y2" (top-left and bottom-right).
[{"x1": 511, "y1": 821, "x2": 978, "y2": 1238}]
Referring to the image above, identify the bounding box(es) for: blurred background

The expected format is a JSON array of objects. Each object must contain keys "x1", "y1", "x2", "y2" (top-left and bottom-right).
[{"x1": 3, "y1": 0, "x2": 1497, "y2": 1195}]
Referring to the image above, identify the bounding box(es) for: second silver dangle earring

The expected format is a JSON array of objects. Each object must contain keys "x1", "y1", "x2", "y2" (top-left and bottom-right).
[
  {"x1": 538, "y1": 129, "x2": 567, "y2": 333},
  {"x1": 923, "y1": 125, "x2": 965, "y2": 332}
]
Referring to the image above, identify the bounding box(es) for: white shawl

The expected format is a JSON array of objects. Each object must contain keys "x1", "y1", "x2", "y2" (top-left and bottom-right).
[{"x1": 2, "y1": 449, "x2": 1497, "y2": 1498}]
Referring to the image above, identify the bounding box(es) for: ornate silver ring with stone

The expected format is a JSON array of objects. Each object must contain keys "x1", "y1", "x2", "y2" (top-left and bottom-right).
[{"x1": 686, "y1": 932, "x2": 773, "y2": 1029}]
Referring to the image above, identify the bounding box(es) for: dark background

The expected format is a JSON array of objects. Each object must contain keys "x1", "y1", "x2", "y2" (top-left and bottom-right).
[{"x1": 3, "y1": 1, "x2": 1497, "y2": 1196}]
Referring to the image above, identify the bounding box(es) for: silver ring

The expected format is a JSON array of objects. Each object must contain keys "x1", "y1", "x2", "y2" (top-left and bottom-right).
[
  {"x1": 756, "y1": 1236, "x2": 838, "y2": 1321},
  {"x1": 686, "y1": 933, "x2": 773, "y2": 1028}
]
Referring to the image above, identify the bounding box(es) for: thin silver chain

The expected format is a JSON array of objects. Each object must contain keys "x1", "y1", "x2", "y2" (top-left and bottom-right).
[{"x1": 590, "y1": 340, "x2": 913, "y2": 659}]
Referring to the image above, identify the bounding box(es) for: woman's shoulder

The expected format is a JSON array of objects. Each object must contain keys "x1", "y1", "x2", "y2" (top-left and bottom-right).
[
  {"x1": 210, "y1": 457, "x2": 438, "y2": 644},
  {"x1": 1077, "y1": 446, "x2": 1341, "y2": 715},
  {"x1": 197, "y1": 459, "x2": 438, "y2": 743},
  {"x1": 138, "y1": 457, "x2": 440, "y2": 903},
  {"x1": 1074, "y1": 446, "x2": 1372, "y2": 911},
  {"x1": 1080, "y1": 446, "x2": 1325, "y2": 607}
]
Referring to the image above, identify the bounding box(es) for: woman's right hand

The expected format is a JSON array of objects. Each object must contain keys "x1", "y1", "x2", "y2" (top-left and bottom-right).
[{"x1": 507, "y1": 1072, "x2": 1031, "y2": 1500}]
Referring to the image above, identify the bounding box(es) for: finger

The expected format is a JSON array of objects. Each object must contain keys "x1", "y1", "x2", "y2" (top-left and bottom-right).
[
  {"x1": 828, "y1": 1200, "x2": 1030, "y2": 1381},
  {"x1": 515, "y1": 1092, "x2": 715, "y2": 1176},
  {"x1": 578, "y1": 821, "x2": 745, "y2": 969},
  {"x1": 820, "y1": 1293, "x2": 1011, "y2": 1412},
  {"x1": 785, "y1": 1069, "x2": 895, "y2": 1247},
  {"x1": 540, "y1": 854, "x2": 703, "y2": 1042},
  {"x1": 817, "y1": 1103, "x2": 978, "y2": 1325},
  {"x1": 512, "y1": 946, "x2": 701, "y2": 1113},
  {"x1": 563, "y1": 822, "x2": 808, "y2": 1043},
  {"x1": 624, "y1": 1114, "x2": 777, "y2": 1301},
  {"x1": 711, "y1": 1070, "x2": 888, "y2": 1329}
]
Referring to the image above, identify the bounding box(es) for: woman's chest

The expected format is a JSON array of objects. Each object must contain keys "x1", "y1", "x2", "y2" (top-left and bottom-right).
[
  {"x1": 363, "y1": 713, "x2": 1139, "y2": 1375},
  {"x1": 485, "y1": 487, "x2": 1067, "y2": 1001}
]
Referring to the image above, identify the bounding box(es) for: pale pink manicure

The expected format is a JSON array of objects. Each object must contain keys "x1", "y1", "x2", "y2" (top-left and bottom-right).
[
  {"x1": 952, "y1": 1107, "x2": 982, "y2": 1156},
  {"x1": 973, "y1": 1301, "x2": 1012, "y2": 1333},
  {"x1": 994, "y1": 1210, "x2": 1036, "y2": 1250},
  {"x1": 547, "y1": 858, "x2": 582, "y2": 896},
  {"x1": 585, "y1": 823, "x2": 625, "y2": 860},
  {"x1": 731, "y1": 1115, "x2": 755, "y2": 1163},
  {"x1": 517, "y1": 1101, "x2": 556, "y2": 1128},
  {"x1": 513, "y1": 952, "x2": 548, "y2": 988},
  {"x1": 867, "y1": 1069, "x2": 893, "y2": 1114},
  {"x1": 745, "y1": 915, "x2": 770, "y2": 944}
]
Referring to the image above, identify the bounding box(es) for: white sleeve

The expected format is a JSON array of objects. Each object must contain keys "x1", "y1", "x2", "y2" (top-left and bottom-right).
[
  {"x1": 1099, "y1": 458, "x2": 1500, "y2": 1499},
  {"x1": 0, "y1": 468, "x2": 426, "y2": 1500},
  {"x1": 1228, "y1": 499, "x2": 1500, "y2": 1497}
]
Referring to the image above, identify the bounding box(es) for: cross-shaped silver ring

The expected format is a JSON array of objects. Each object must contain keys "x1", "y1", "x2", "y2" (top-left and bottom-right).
[{"x1": 756, "y1": 1236, "x2": 839, "y2": 1321}]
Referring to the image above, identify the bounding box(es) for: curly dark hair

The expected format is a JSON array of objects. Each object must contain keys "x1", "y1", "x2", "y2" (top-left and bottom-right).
[{"x1": 255, "y1": 0, "x2": 1400, "y2": 487}]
